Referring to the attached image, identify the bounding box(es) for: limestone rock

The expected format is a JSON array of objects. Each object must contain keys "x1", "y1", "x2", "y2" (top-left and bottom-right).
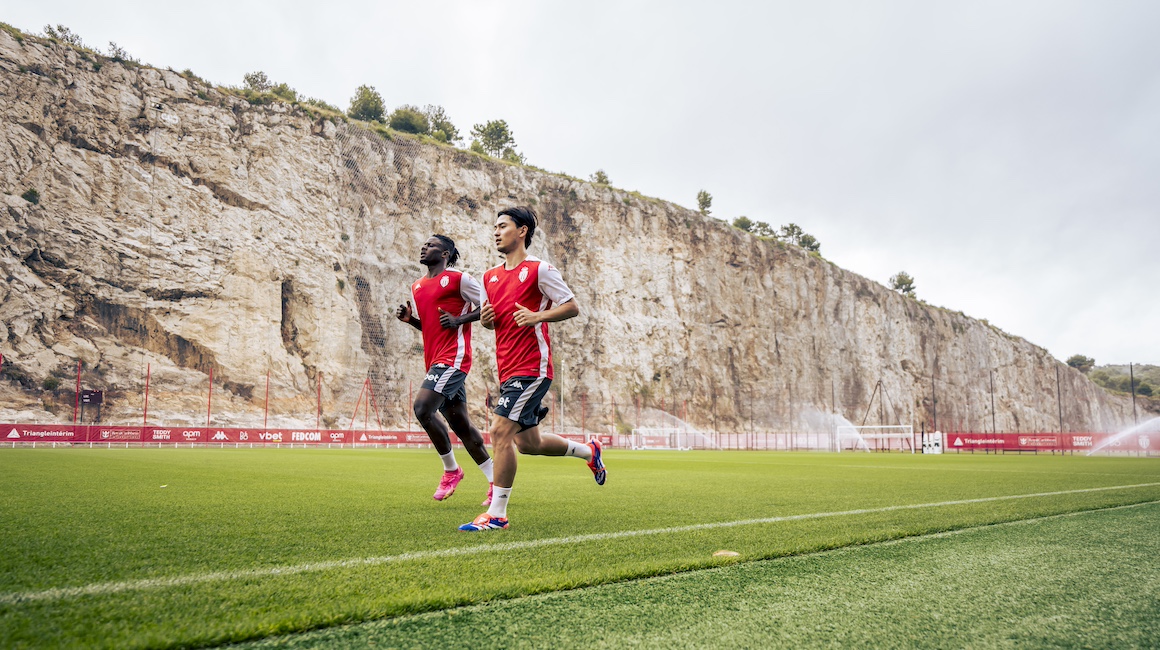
[{"x1": 0, "y1": 32, "x2": 1146, "y2": 433}]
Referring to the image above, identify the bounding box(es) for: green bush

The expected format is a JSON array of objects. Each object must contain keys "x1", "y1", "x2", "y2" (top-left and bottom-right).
[
  {"x1": 1066, "y1": 355, "x2": 1095, "y2": 373},
  {"x1": 42, "y1": 377, "x2": 61, "y2": 391},
  {"x1": 697, "y1": 190, "x2": 712, "y2": 215},
  {"x1": 890, "y1": 271, "x2": 916, "y2": 297},
  {"x1": 388, "y1": 105, "x2": 429, "y2": 134},
  {"x1": 471, "y1": 120, "x2": 516, "y2": 157},
  {"x1": 348, "y1": 85, "x2": 385, "y2": 122},
  {"x1": 243, "y1": 71, "x2": 271, "y2": 92},
  {"x1": 106, "y1": 41, "x2": 138, "y2": 64},
  {"x1": 732, "y1": 216, "x2": 753, "y2": 232},
  {"x1": 301, "y1": 97, "x2": 341, "y2": 113},
  {"x1": 21, "y1": 188, "x2": 39, "y2": 205},
  {"x1": 270, "y1": 82, "x2": 297, "y2": 102},
  {"x1": 1, "y1": 22, "x2": 25, "y2": 44},
  {"x1": 181, "y1": 68, "x2": 208, "y2": 85},
  {"x1": 44, "y1": 24, "x2": 84, "y2": 47},
  {"x1": 423, "y1": 105, "x2": 459, "y2": 144}
]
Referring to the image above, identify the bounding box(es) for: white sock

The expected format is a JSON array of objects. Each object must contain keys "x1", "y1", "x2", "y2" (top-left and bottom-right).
[
  {"x1": 439, "y1": 451, "x2": 459, "y2": 472},
  {"x1": 565, "y1": 440, "x2": 593, "y2": 461},
  {"x1": 488, "y1": 486, "x2": 512, "y2": 518},
  {"x1": 478, "y1": 458, "x2": 494, "y2": 483}
]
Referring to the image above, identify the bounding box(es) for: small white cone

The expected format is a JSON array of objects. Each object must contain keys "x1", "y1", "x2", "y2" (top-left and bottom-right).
[{"x1": 713, "y1": 550, "x2": 740, "y2": 557}]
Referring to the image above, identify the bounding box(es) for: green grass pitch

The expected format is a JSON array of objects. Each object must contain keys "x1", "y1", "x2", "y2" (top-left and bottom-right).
[{"x1": 1, "y1": 448, "x2": 1158, "y2": 648}]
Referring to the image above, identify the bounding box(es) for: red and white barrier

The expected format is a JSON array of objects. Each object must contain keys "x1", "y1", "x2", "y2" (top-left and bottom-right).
[{"x1": 1, "y1": 424, "x2": 615, "y2": 448}]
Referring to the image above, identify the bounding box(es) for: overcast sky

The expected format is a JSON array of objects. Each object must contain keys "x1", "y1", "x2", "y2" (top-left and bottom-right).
[{"x1": 6, "y1": 1, "x2": 1159, "y2": 365}]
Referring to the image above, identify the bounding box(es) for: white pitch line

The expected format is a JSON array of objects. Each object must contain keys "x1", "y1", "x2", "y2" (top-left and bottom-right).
[
  {"x1": 348, "y1": 499, "x2": 1160, "y2": 631},
  {"x1": 3, "y1": 481, "x2": 1158, "y2": 606}
]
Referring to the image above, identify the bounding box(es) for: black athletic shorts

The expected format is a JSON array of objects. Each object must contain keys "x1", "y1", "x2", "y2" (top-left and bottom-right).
[
  {"x1": 493, "y1": 376, "x2": 551, "y2": 429},
  {"x1": 421, "y1": 364, "x2": 467, "y2": 412}
]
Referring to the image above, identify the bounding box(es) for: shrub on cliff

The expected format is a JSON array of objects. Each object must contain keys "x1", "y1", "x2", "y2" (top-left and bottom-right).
[
  {"x1": 21, "y1": 188, "x2": 39, "y2": 205},
  {"x1": 269, "y1": 83, "x2": 297, "y2": 102},
  {"x1": 697, "y1": 190, "x2": 712, "y2": 215},
  {"x1": 388, "y1": 105, "x2": 429, "y2": 134},
  {"x1": 348, "y1": 85, "x2": 385, "y2": 122},
  {"x1": 752, "y1": 221, "x2": 776, "y2": 238},
  {"x1": 890, "y1": 271, "x2": 916, "y2": 297},
  {"x1": 243, "y1": 71, "x2": 271, "y2": 92},
  {"x1": 106, "y1": 41, "x2": 139, "y2": 64},
  {"x1": 471, "y1": 120, "x2": 516, "y2": 157},
  {"x1": 1066, "y1": 355, "x2": 1095, "y2": 373},
  {"x1": 1, "y1": 22, "x2": 25, "y2": 44},
  {"x1": 43, "y1": 24, "x2": 84, "y2": 47},
  {"x1": 423, "y1": 105, "x2": 459, "y2": 144}
]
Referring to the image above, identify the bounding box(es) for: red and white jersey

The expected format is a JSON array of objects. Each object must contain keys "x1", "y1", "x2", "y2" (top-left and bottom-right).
[
  {"x1": 482, "y1": 256, "x2": 575, "y2": 383},
  {"x1": 410, "y1": 269, "x2": 484, "y2": 373}
]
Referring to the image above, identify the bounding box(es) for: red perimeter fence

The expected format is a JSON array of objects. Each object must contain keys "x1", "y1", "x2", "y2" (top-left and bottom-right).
[{"x1": 3, "y1": 423, "x2": 1157, "y2": 455}]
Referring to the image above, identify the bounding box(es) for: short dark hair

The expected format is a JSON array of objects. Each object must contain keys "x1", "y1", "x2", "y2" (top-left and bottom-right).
[
  {"x1": 498, "y1": 206, "x2": 537, "y2": 247},
  {"x1": 431, "y1": 234, "x2": 459, "y2": 266}
]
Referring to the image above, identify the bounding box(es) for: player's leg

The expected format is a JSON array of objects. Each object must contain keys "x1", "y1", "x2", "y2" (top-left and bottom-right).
[
  {"x1": 441, "y1": 398, "x2": 494, "y2": 505},
  {"x1": 413, "y1": 388, "x2": 453, "y2": 454},
  {"x1": 506, "y1": 377, "x2": 602, "y2": 479},
  {"x1": 414, "y1": 368, "x2": 464, "y2": 501},
  {"x1": 458, "y1": 415, "x2": 518, "y2": 531},
  {"x1": 515, "y1": 425, "x2": 605, "y2": 485},
  {"x1": 512, "y1": 424, "x2": 567, "y2": 455}
]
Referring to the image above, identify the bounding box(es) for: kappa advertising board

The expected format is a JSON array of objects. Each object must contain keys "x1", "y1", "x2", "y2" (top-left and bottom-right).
[{"x1": 2, "y1": 424, "x2": 454, "y2": 446}]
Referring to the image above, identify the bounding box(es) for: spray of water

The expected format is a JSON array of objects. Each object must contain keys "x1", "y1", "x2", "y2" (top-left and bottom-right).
[
  {"x1": 630, "y1": 406, "x2": 720, "y2": 449},
  {"x1": 1087, "y1": 416, "x2": 1160, "y2": 455},
  {"x1": 799, "y1": 407, "x2": 870, "y2": 452}
]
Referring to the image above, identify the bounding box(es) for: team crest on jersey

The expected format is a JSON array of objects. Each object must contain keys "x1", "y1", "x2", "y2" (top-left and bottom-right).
[
  {"x1": 440, "y1": 275, "x2": 449, "y2": 287},
  {"x1": 518, "y1": 267, "x2": 529, "y2": 282}
]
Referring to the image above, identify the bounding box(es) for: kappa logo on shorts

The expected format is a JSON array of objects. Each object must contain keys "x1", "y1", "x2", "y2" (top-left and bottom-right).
[
  {"x1": 440, "y1": 275, "x2": 449, "y2": 287},
  {"x1": 497, "y1": 396, "x2": 511, "y2": 408},
  {"x1": 519, "y1": 267, "x2": 529, "y2": 282},
  {"x1": 512, "y1": 381, "x2": 523, "y2": 390}
]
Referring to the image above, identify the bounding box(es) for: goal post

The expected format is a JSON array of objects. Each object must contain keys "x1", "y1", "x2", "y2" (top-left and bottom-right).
[{"x1": 836, "y1": 425, "x2": 915, "y2": 453}]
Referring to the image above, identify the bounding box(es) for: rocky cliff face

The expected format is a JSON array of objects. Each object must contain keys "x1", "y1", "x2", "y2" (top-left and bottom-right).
[{"x1": 0, "y1": 32, "x2": 1143, "y2": 433}]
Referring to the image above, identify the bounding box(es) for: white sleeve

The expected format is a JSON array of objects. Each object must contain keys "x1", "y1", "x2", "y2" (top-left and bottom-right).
[
  {"x1": 537, "y1": 263, "x2": 575, "y2": 306},
  {"x1": 460, "y1": 273, "x2": 484, "y2": 308}
]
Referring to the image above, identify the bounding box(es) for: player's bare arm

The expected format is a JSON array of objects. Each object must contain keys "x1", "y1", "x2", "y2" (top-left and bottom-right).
[
  {"x1": 512, "y1": 299, "x2": 579, "y2": 327},
  {"x1": 396, "y1": 300, "x2": 421, "y2": 331},
  {"x1": 439, "y1": 307, "x2": 481, "y2": 330}
]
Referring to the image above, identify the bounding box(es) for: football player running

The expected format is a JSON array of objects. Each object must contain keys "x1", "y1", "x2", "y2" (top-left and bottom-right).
[
  {"x1": 459, "y1": 207, "x2": 605, "y2": 532},
  {"x1": 396, "y1": 235, "x2": 495, "y2": 505}
]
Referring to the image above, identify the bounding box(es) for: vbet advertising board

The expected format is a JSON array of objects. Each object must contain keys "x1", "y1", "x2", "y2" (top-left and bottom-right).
[{"x1": 2, "y1": 424, "x2": 615, "y2": 447}]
